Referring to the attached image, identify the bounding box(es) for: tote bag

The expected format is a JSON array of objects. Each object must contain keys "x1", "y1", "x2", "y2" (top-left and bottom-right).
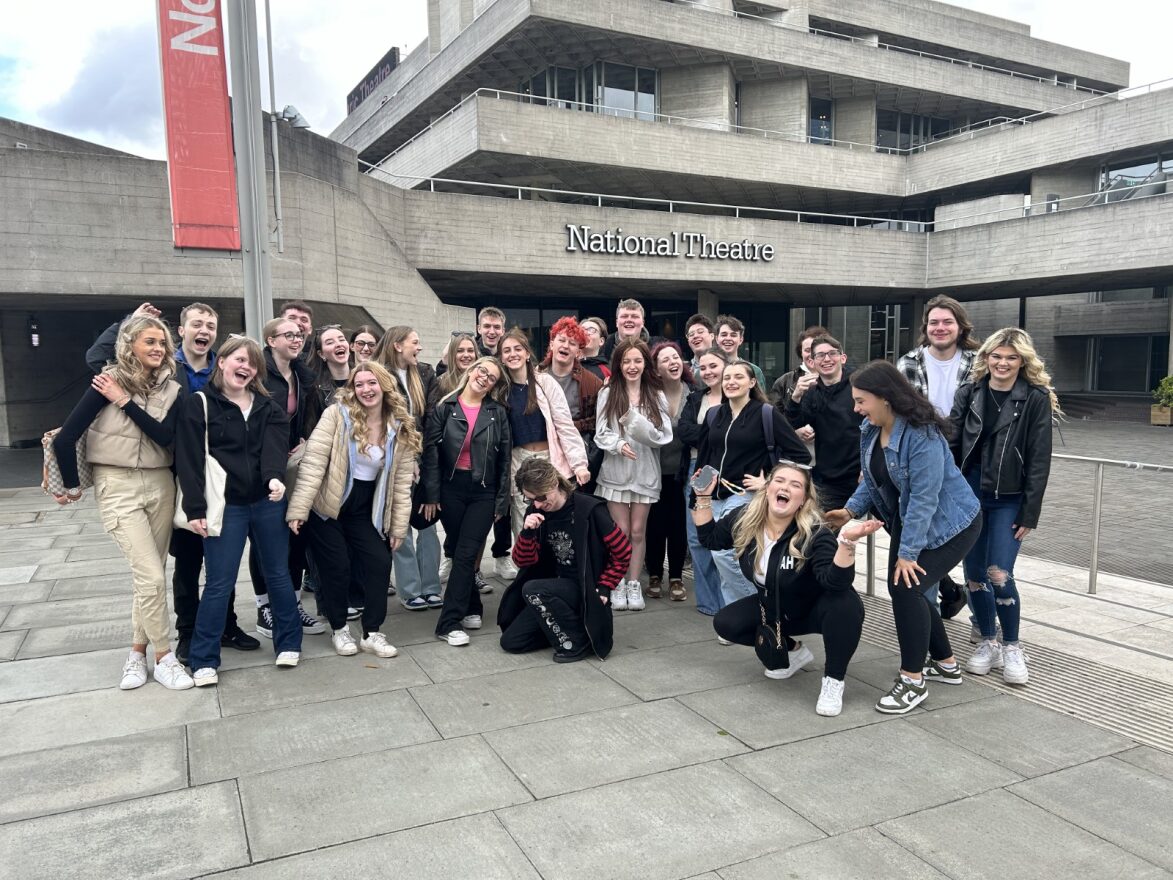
[{"x1": 174, "y1": 393, "x2": 227, "y2": 537}]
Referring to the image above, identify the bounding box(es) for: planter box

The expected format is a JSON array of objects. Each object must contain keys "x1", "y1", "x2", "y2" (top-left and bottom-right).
[{"x1": 1152, "y1": 405, "x2": 1173, "y2": 426}]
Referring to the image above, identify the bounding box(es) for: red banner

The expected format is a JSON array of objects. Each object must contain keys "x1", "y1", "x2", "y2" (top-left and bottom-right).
[{"x1": 156, "y1": 0, "x2": 240, "y2": 250}]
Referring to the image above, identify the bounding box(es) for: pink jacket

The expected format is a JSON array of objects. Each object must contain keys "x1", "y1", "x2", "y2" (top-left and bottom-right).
[{"x1": 533, "y1": 371, "x2": 589, "y2": 477}]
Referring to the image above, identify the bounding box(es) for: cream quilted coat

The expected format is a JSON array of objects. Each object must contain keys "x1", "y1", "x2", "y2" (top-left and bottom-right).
[{"x1": 286, "y1": 403, "x2": 416, "y2": 539}]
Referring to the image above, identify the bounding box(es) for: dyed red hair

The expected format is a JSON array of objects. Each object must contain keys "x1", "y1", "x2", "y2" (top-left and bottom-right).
[{"x1": 547, "y1": 316, "x2": 587, "y2": 348}]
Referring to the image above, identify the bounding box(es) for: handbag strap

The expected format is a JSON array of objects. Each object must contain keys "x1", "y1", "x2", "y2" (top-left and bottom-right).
[
  {"x1": 197, "y1": 391, "x2": 211, "y2": 459},
  {"x1": 759, "y1": 535, "x2": 786, "y2": 646}
]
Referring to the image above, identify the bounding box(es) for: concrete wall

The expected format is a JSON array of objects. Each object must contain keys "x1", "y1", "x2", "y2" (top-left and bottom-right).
[
  {"x1": 1031, "y1": 166, "x2": 1099, "y2": 207},
  {"x1": 0, "y1": 118, "x2": 136, "y2": 157},
  {"x1": 935, "y1": 193, "x2": 1025, "y2": 229},
  {"x1": 738, "y1": 78, "x2": 807, "y2": 139},
  {"x1": 833, "y1": 96, "x2": 876, "y2": 147},
  {"x1": 659, "y1": 63, "x2": 737, "y2": 129}
]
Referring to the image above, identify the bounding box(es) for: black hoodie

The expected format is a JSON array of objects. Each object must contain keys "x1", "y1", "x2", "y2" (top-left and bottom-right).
[
  {"x1": 695, "y1": 399, "x2": 810, "y2": 500},
  {"x1": 784, "y1": 366, "x2": 862, "y2": 487}
]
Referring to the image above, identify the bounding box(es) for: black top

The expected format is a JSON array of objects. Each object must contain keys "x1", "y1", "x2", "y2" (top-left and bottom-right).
[
  {"x1": 869, "y1": 440, "x2": 899, "y2": 523},
  {"x1": 783, "y1": 367, "x2": 863, "y2": 486},
  {"x1": 694, "y1": 400, "x2": 810, "y2": 500},
  {"x1": 542, "y1": 504, "x2": 576, "y2": 579}
]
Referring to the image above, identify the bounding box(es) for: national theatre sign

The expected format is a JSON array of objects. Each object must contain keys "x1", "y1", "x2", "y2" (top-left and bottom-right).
[{"x1": 565, "y1": 225, "x2": 775, "y2": 262}]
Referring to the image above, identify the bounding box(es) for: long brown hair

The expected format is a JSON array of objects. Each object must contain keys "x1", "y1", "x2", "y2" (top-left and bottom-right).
[
  {"x1": 501, "y1": 328, "x2": 540, "y2": 415},
  {"x1": 372, "y1": 326, "x2": 425, "y2": 415},
  {"x1": 438, "y1": 332, "x2": 478, "y2": 397},
  {"x1": 601, "y1": 338, "x2": 665, "y2": 431},
  {"x1": 338, "y1": 361, "x2": 422, "y2": 456}
]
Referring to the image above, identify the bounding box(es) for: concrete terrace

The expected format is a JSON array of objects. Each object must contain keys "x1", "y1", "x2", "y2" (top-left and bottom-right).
[{"x1": 1, "y1": 421, "x2": 1171, "y2": 879}]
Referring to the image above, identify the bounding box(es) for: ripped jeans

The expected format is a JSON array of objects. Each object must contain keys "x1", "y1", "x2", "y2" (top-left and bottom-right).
[{"x1": 962, "y1": 469, "x2": 1023, "y2": 644}]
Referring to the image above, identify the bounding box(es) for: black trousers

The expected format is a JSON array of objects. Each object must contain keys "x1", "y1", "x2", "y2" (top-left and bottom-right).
[
  {"x1": 436, "y1": 471, "x2": 494, "y2": 635},
  {"x1": 647, "y1": 473, "x2": 687, "y2": 580},
  {"x1": 815, "y1": 478, "x2": 858, "y2": 515},
  {"x1": 887, "y1": 514, "x2": 983, "y2": 671},
  {"x1": 249, "y1": 519, "x2": 307, "y2": 597},
  {"x1": 170, "y1": 526, "x2": 236, "y2": 639},
  {"x1": 714, "y1": 589, "x2": 865, "y2": 680},
  {"x1": 490, "y1": 515, "x2": 512, "y2": 559},
  {"x1": 500, "y1": 577, "x2": 590, "y2": 657},
  {"x1": 304, "y1": 480, "x2": 391, "y2": 634}
]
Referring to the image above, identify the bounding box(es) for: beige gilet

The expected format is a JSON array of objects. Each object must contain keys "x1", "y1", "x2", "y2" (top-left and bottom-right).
[{"x1": 86, "y1": 378, "x2": 181, "y2": 470}]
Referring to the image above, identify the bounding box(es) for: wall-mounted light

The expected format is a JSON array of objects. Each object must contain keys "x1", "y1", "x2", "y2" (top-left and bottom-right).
[{"x1": 28, "y1": 315, "x2": 40, "y2": 348}]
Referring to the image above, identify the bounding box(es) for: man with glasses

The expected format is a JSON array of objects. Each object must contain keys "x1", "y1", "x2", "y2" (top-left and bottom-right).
[
  {"x1": 770, "y1": 326, "x2": 828, "y2": 448},
  {"x1": 278, "y1": 300, "x2": 315, "y2": 363},
  {"x1": 784, "y1": 334, "x2": 862, "y2": 511},
  {"x1": 579, "y1": 317, "x2": 609, "y2": 379}
]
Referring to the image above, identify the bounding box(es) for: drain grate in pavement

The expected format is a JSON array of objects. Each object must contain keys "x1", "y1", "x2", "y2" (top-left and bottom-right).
[{"x1": 857, "y1": 593, "x2": 1173, "y2": 754}]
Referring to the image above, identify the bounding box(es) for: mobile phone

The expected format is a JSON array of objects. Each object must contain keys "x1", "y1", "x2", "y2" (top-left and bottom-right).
[{"x1": 690, "y1": 465, "x2": 719, "y2": 492}]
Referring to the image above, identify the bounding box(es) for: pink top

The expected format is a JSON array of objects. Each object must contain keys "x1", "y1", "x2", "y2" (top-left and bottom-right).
[{"x1": 455, "y1": 399, "x2": 480, "y2": 470}]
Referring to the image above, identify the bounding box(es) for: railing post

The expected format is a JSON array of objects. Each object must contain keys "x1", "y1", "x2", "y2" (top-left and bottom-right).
[
  {"x1": 865, "y1": 532, "x2": 876, "y2": 596},
  {"x1": 1088, "y1": 462, "x2": 1104, "y2": 594}
]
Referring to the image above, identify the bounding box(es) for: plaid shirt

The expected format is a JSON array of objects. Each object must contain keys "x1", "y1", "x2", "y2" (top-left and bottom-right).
[{"x1": 896, "y1": 347, "x2": 977, "y2": 398}]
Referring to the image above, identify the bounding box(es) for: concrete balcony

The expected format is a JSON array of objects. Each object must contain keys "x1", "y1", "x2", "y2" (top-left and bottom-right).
[{"x1": 1052, "y1": 299, "x2": 1171, "y2": 337}]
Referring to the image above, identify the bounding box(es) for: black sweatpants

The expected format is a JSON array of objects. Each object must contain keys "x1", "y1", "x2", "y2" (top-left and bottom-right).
[
  {"x1": 714, "y1": 589, "x2": 865, "y2": 680},
  {"x1": 436, "y1": 471, "x2": 494, "y2": 635},
  {"x1": 887, "y1": 514, "x2": 983, "y2": 672},
  {"x1": 647, "y1": 473, "x2": 687, "y2": 580},
  {"x1": 500, "y1": 577, "x2": 590, "y2": 657},
  {"x1": 304, "y1": 480, "x2": 391, "y2": 635},
  {"x1": 170, "y1": 526, "x2": 236, "y2": 639}
]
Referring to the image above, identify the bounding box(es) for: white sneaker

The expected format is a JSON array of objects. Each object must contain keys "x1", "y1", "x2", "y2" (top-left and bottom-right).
[
  {"x1": 611, "y1": 581, "x2": 629, "y2": 611},
  {"x1": 626, "y1": 579, "x2": 646, "y2": 611},
  {"x1": 717, "y1": 636, "x2": 733, "y2": 646},
  {"x1": 119, "y1": 651, "x2": 148, "y2": 690},
  {"x1": 275, "y1": 651, "x2": 300, "y2": 668},
  {"x1": 764, "y1": 643, "x2": 815, "y2": 680},
  {"x1": 331, "y1": 626, "x2": 358, "y2": 656},
  {"x1": 1001, "y1": 643, "x2": 1030, "y2": 684},
  {"x1": 965, "y1": 639, "x2": 1004, "y2": 675},
  {"x1": 461, "y1": 615, "x2": 483, "y2": 630},
  {"x1": 359, "y1": 631, "x2": 399, "y2": 658},
  {"x1": 493, "y1": 556, "x2": 519, "y2": 580},
  {"x1": 438, "y1": 630, "x2": 470, "y2": 646},
  {"x1": 153, "y1": 653, "x2": 194, "y2": 690},
  {"x1": 816, "y1": 676, "x2": 845, "y2": 717},
  {"x1": 438, "y1": 557, "x2": 453, "y2": 582},
  {"x1": 192, "y1": 667, "x2": 219, "y2": 687}
]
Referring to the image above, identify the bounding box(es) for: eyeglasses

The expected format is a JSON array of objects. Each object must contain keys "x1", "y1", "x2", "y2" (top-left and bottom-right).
[
  {"x1": 274, "y1": 332, "x2": 305, "y2": 342},
  {"x1": 450, "y1": 330, "x2": 475, "y2": 338},
  {"x1": 472, "y1": 364, "x2": 498, "y2": 385},
  {"x1": 812, "y1": 350, "x2": 842, "y2": 361},
  {"x1": 353, "y1": 340, "x2": 377, "y2": 350},
  {"x1": 522, "y1": 491, "x2": 550, "y2": 503}
]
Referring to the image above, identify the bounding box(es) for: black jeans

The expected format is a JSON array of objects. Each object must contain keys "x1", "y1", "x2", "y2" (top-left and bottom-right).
[
  {"x1": 170, "y1": 526, "x2": 236, "y2": 639},
  {"x1": 500, "y1": 577, "x2": 589, "y2": 657},
  {"x1": 887, "y1": 514, "x2": 983, "y2": 672},
  {"x1": 714, "y1": 589, "x2": 865, "y2": 680},
  {"x1": 647, "y1": 473, "x2": 687, "y2": 580},
  {"x1": 304, "y1": 480, "x2": 392, "y2": 635},
  {"x1": 436, "y1": 471, "x2": 495, "y2": 635}
]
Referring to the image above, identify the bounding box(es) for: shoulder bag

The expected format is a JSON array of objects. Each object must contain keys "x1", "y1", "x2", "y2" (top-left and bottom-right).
[
  {"x1": 173, "y1": 392, "x2": 228, "y2": 537},
  {"x1": 41, "y1": 428, "x2": 93, "y2": 497}
]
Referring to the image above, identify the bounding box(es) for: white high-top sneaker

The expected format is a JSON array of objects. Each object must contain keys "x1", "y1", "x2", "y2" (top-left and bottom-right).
[
  {"x1": 626, "y1": 579, "x2": 646, "y2": 611},
  {"x1": 611, "y1": 580, "x2": 629, "y2": 610}
]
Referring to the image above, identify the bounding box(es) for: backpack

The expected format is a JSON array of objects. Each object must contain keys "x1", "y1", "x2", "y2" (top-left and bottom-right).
[{"x1": 705, "y1": 403, "x2": 782, "y2": 464}]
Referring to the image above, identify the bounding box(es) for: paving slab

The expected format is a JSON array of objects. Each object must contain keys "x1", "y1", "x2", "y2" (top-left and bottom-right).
[
  {"x1": 213, "y1": 634, "x2": 337, "y2": 671},
  {"x1": 1009, "y1": 756, "x2": 1173, "y2": 870},
  {"x1": 907, "y1": 694, "x2": 1134, "y2": 777},
  {"x1": 1106, "y1": 624, "x2": 1173, "y2": 654},
  {"x1": 63, "y1": 543, "x2": 126, "y2": 563},
  {"x1": 845, "y1": 656, "x2": 999, "y2": 711},
  {"x1": 45, "y1": 573, "x2": 134, "y2": 600},
  {"x1": 607, "y1": 605, "x2": 721, "y2": 653},
  {"x1": 0, "y1": 582, "x2": 53, "y2": 609},
  {"x1": 0, "y1": 592, "x2": 128, "y2": 630},
  {"x1": 188, "y1": 689, "x2": 440, "y2": 784},
  {"x1": 1, "y1": 521, "x2": 82, "y2": 537},
  {"x1": 0, "y1": 727, "x2": 188, "y2": 824},
  {"x1": 878, "y1": 787, "x2": 1171, "y2": 880},
  {"x1": 598, "y1": 639, "x2": 771, "y2": 701},
  {"x1": 0, "y1": 549, "x2": 68, "y2": 570},
  {"x1": 497, "y1": 761, "x2": 823, "y2": 880},
  {"x1": 1115, "y1": 745, "x2": 1173, "y2": 781},
  {"x1": 410, "y1": 661, "x2": 639, "y2": 738},
  {"x1": 30, "y1": 556, "x2": 131, "y2": 583},
  {"x1": 15, "y1": 617, "x2": 133, "y2": 659},
  {"x1": 0, "y1": 631, "x2": 24, "y2": 662},
  {"x1": 0, "y1": 780, "x2": 249, "y2": 880},
  {"x1": 483, "y1": 699, "x2": 748, "y2": 798},
  {"x1": 49, "y1": 533, "x2": 124, "y2": 549},
  {"x1": 0, "y1": 685, "x2": 220, "y2": 759},
  {"x1": 238, "y1": 735, "x2": 533, "y2": 860},
  {"x1": 216, "y1": 651, "x2": 431, "y2": 717},
  {"x1": 206, "y1": 813, "x2": 541, "y2": 879},
  {"x1": 718, "y1": 827, "x2": 948, "y2": 880},
  {"x1": 0, "y1": 536, "x2": 55, "y2": 552},
  {"x1": 678, "y1": 675, "x2": 892, "y2": 750},
  {"x1": 0, "y1": 566, "x2": 37, "y2": 587},
  {"x1": 403, "y1": 633, "x2": 553, "y2": 684},
  {"x1": 0, "y1": 646, "x2": 131, "y2": 702},
  {"x1": 727, "y1": 719, "x2": 1022, "y2": 835}
]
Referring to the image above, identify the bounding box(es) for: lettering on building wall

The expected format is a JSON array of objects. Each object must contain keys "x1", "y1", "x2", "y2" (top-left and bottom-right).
[{"x1": 564, "y1": 225, "x2": 775, "y2": 262}]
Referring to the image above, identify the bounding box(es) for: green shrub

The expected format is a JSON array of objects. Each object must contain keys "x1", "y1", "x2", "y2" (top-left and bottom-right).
[{"x1": 1153, "y1": 376, "x2": 1173, "y2": 408}]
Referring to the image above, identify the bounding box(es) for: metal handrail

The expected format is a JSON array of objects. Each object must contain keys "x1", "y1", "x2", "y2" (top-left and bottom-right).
[{"x1": 935, "y1": 186, "x2": 1172, "y2": 228}]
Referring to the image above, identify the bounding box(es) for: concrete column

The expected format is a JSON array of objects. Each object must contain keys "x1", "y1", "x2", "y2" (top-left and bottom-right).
[
  {"x1": 1031, "y1": 167, "x2": 1098, "y2": 210},
  {"x1": 697, "y1": 289, "x2": 719, "y2": 320},
  {"x1": 833, "y1": 95, "x2": 876, "y2": 148},
  {"x1": 659, "y1": 64, "x2": 736, "y2": 130},
  {"x1": 427, "y1": 0, "x2": 441, "y2": 55},
  {"x1": 738, "y1": 78, "x2": 808, "y2": 139}
]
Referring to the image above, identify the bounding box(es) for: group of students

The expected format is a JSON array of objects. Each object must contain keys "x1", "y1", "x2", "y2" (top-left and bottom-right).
[{"x1": 50, "y1": 293, "x2": 1055, "y2": 719}]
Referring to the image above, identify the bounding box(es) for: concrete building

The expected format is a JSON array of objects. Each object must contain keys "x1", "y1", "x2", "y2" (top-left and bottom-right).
[{"x1": 1, "y1": 0, "x2": 1170, "y2": 445}]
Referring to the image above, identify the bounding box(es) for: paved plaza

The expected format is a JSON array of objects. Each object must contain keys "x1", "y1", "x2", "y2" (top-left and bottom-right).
[{"x1": 0, "y1": 420, "x2": 1171, "y2": 879}]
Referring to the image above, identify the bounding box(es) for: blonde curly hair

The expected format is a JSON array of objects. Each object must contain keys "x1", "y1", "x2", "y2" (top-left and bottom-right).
[
  {"x1": 338, "y1": 361, "x2": 421, "y2": 456},
  {"x1": 731, "y1": 463, "x2": 822, "y2": 570},
  {"x1": 969, "y1": 327, "x2": 1062, "y2": 414},
  {"x1": 107, "y1": 316, "x2": 176, "y2": 397}
]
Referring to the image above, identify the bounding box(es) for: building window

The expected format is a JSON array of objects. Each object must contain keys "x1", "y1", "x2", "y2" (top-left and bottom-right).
[
  {"x1": 869, "y1": 304, "x2": 910, "y2": 360},
  {"x1": 1098, "y1": 154, "x2": 1171, "y2": 196},
  {"x1": 876, "y1": 109, "x2": 951, "y2": 153},
  {"x1": 809, "y1": 98, "x2": 833, "y2": 144},
  {"x1": 1092, "y1": 335, "x2": 1169, "y2": 393},
  {"x1": 520, "y1": 63, "x2": 657, "y2": 119}
]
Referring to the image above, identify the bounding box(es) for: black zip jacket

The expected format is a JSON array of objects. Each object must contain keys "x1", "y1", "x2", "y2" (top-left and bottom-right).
[
  {"x1": 421, "y1": 395, "x2": 512, "y2": 518},
  {"x1": 949, "y1": 376, "x2": 1053, "y2": 529},
  {"x1": 175, "y1": 385, "x2": 290, "y2": 518},
  {"x1": 676, "y1": 387, "x2": 714, "y2": 481},
  {"x1": 695, "y1": 399, "x2": 810, "y2": 500},
  {"x1": 262, "y1": 348, "x2": 316, "y2": 450},
  {"x1": 783, "y1": 367, "x2": 863, "y2": 486},
  {"x1": 697, "y1": 514, "x2": 856, "y2": 624},
  {"x1": 390, "y1": 362, "x2": 438, "y2": 428}
]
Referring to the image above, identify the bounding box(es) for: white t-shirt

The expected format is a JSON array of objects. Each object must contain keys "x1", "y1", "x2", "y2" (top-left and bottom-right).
[
  {"x1": 352, "y1": 443, "x2": 385, "y2": 481},
  {"x1": 924, "y1": 348, "x2": 961, "y2": 417},
  {"x1": 755, "y1": 531, "x2": 782, "y2": 586}
]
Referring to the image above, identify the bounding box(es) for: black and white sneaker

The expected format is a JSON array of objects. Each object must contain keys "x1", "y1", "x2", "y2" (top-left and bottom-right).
[
  {"x1": 256, "y1": 605, "x2": 274, "y2": 639},
  {"x1": 875, "y1": 675, "x2": 928, "y2": 715},
  {"x1": 346, "y1": 606, "x2": 363, "y2": 621},
  {"x1": 923, "y1": 658, "x2": 963, "y2": 685},
  {"x1": 475, "y1": 571, "x2": 493, "y2": 594},
  {"x1": 299, "y1": 603, "x2": 327, "y2": 634}
]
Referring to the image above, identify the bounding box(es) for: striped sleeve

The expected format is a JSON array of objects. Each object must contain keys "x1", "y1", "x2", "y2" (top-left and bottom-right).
[
  {"x1": 599, "y1": 524, "x2": 632, "y2": 592},
  {"x1": 512, "y1": 530, "x2": 541, "y2": 568}
]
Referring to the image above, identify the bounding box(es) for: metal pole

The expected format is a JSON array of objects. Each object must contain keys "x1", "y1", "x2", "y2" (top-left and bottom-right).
[
  {"x1": 226, "y1": 0, "x2": 273, "y2": 339},
  {"x1": 865, "y1": 532, "x2": 876, "y2": 596},
  {"x1": 264, "y1": 0, "x2": 284, "y2": 253},
  {"x1": 1088, "y1": 462, "x2": 1104, "y2": 594}
]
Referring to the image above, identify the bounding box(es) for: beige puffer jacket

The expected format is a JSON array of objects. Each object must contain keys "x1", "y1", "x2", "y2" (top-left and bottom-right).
[{"x1": 286, "y1": 403, "x2": 416, "y2": 539}]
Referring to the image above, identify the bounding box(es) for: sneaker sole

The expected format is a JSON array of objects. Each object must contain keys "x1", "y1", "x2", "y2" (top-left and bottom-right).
[
  {"x1": 815, "y1": 702, "x2": 843, "y2": 717},
  {"x1": 257, "y1": 627, "x2": 274, "y2": 639},
  {"x1": 275, "y1": 657, "x2": 299, "y2": 668},
  {"x1": 154, "y1": 674, "x2": 195, "y2": 691},
  {"x1": 438, "y1": 634, "x2": 470, "y2": 646},
  {"x1": 923, "y1": 667, "x2": 964, "y2": 685},
  {"x1": 193, "y1": 675, "x2": 218, "y2": 687},
  {"x1": 334, "y1": 645, "x2": 359, "y2": 656},
  {"x1": 119, "y1": 677, "x2": 147, "y2": 691},
  {"x1": 360, "y1": 644, "x2": 399, "y2": 658},
  {"x1": 302, "y1": 623, "x2": 327, "y2": 634},
  {"x1": 764, "y1": 666, "x2": 802, "y2": 680},
  {"x1": 401, "y1": 602, "x2": 430, "y2": 611},
  {"x1": 875, "y1": 689, "x2": 928, "y2": 715},
  {"x1": 1002, "y1": 669, "x2": 1030, "y2": 685}
]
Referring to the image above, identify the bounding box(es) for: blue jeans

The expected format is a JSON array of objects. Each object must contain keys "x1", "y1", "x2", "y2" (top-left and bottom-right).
[
  {"x1": 190, "y1": 498, "x2": 302, "y2": 670},
  {"x1": 962, "y1": 470, "x2": 1023, "y2": 644},
  {"x1": 710, "y1": 492, "x2": 754, "y2": 606},
  {"x1": 684, "y1": 462, "x2": 722, "y2": 615},
  {"x1": 393, "y1": 525, "x2": 441, "y2": 601}
]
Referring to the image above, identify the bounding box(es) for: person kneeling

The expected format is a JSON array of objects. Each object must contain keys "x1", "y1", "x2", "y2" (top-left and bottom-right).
[
  {"x1": 692, "y1": 462, "x2": 879, "y2": 716},
  {"x1": 498, "y1": 458, "x2": 632, "y2": 662}
]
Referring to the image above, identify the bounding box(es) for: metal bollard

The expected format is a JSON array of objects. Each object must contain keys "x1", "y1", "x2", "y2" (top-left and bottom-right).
[
  {"x1": 1088, "y1": 462, "x2": 1104, "y2": 595},
  {"x1": 865, "y1": 532, "x2": 876, "y2": 596}
]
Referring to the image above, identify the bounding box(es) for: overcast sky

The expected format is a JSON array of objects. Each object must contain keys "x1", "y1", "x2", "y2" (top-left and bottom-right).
[{"x1": 0, "y1": 0, "x2": 1167, "y2": 159}]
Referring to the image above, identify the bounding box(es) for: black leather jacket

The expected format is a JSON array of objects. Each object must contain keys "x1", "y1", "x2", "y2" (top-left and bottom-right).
[
  {"x1": 949, "y1": 376, "x2": 1053, "y2": 529},
  {"x1": 422, "y1": 396, "x2": 512, "y2": 518}
]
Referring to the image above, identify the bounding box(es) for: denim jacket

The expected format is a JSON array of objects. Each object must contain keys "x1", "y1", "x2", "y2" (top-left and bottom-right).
[{"x1": 845, "y1": 417, "x2": 978, "y2": 561}]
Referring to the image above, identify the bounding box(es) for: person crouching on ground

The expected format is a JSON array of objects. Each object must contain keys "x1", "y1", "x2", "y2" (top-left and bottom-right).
[
  {"x1": 498, "y1": 458, "x2": 632, "y2": 662},
  {"x1": 287, "y1": 362, "x2": 419, "y2": 660},
  {"x1": 693, "y1": 462, "x2": 879, "y2": 716}
]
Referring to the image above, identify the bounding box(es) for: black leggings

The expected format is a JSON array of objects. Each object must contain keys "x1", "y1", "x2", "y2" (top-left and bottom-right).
[
  {"x1": 436, "y1": 471, "x2": 495, "y2": 635},
  {"x1": 887, "y1": 514, "x2": 982, "y2": 672},
  {"x1": 714, "y1": 589, "x2": 865, "y2": 680},
  {"x1": 646, "y1": 474, "x2": 687, "y2": 580}
]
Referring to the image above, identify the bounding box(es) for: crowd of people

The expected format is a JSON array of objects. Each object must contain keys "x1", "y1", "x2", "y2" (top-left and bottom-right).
[{"x1": 51, "y1": 293, "x2": 1056, "y2": 717}]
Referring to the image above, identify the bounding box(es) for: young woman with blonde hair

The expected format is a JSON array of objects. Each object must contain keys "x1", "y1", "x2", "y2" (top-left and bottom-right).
[
  {"x1": 53, "y1": 315, "x2": 192, "y2": 691},
  {"x1": 693, "y1": 462, "x2": 879, "y2": 716},
  {"x1": 951, "y1": 327, "x2": 1057, "y2": 685}
]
